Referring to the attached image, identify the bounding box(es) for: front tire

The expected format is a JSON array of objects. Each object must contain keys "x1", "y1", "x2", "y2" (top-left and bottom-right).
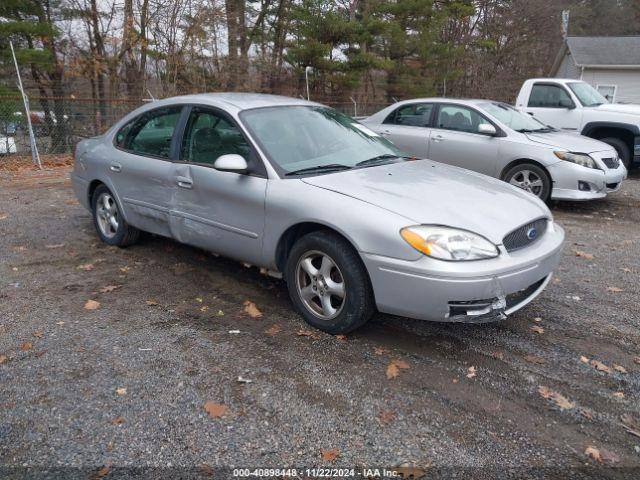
[
  {"x1": 91, "y1": 184, "x2": 140, "y2": 247},
  {"x1": 285, "y1": 231, "x2": 375, "y2": 334},
  {"x1": 599, "y1": 137, "x2": 632, "y2": 169},
  {"x1": 503, "y1": 163, "x2": 551, "y2": 202}
]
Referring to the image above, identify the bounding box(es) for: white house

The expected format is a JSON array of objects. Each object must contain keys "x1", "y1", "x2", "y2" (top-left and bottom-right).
[{"x1": 550, "y1": 36, "x2": 640, "y2": 104}]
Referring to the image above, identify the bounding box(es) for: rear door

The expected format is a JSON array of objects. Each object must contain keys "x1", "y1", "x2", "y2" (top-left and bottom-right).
[
  {"x1": 111, "y1": 105, "x2": 184, "y2": 237},
  {"x1": 169, "y1": 106, "x2": 268, "y2": 265},
  {"x1": 428, "y1": 103, "x2": 499, "y2": 176},
  {"x1": 524, "y1": 83, "x2": 583, "y2": 130},
  {"x1": 374, "y1": 103, "x2": 434, "y2": 158}
]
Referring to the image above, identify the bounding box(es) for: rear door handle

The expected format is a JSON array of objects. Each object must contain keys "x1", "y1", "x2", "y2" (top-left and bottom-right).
[
  {"x1": 432, "y1": 134, "x2": 445, "y2": 142},
  {"x1": 110, "y1": 163, "x2": 122, "y2": 172},
  {"x1": 176, "y1": 176, "x2": 193, "y2": 189}
]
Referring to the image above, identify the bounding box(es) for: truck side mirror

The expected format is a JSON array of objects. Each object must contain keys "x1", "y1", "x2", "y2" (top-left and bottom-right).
[{"x1": 559, "y1": 98, "x2": 575, "y2": 110}]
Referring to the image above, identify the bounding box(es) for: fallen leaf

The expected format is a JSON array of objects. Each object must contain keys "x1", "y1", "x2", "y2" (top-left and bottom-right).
[
  {"x1": 386, "y1": 359, "x2": 409, "y2": 379},
  {"x1": 607, "y1": 286, "x2": 624, "y2": 293},
  {"x1": 613, "y1": 391, "x2": 624, "y2": 399},
  {"x1": 77, "y1": 263, "x2": 95, "y2": 271},
  {"x1": 216, "y1": 310, "x2": 224, "y2": 316},
  {"x1": 0, "y1": 214, "x2": 7, "y2": 220},
  {"x1": 237, "y1": 376, "x2": 252, "y2": 384},
  {"x1": 204, "y1": 401, "x2": 228, "y2": 418},
  {"x1": 84, "y1": 299, "x2": 101, "y2": 310},
  {"x1": 538, "y1": 385, "x2": 575, "y2": 410},
  {"x1": 395, "y1": 464, "x2": 427, "y2": 479},
  {"x1": 33, "y1": 331, "x2": 43, "y2": 338},
  {"x1": 94, "y1": 462, "x2": 112, "y2": 478},
  {"x1": 320, "y1": 448, "x2": 339, "y2": 463},
  {"x1": 466, "y1": 366, "x2": 477, "y2": 379},
  {"x1": 99, "y1": 285, "x2": 121, "y2": 293},
  {"x1": 575, "y1": 250, "x2": 594, "y2": 260},
  {"x1": 378, "y1": 410, "x2": 396, "y2": 425},
  {"x1": 243, "y1": 300, "x2": 262, "y2": 319},
  {"x1": 111, "y1": 416, "x2": 126, "y2": 425},
  {"x1": 0, "y1": 355, "x2": 7, "y2": 364},
  {"x1": 45, "y1": 243, "x2": 65, "y2": 249},
  {"x1": 621, "y1": 414, "x2": 640, "y2": 438},
  {"x1": 579, "y1": 408, "x2": 593, "y2": 420},
  {"x1": 613, "y1": 364, "x2": 627, "y2": 374},
  {"x1": 297, "y1": 329, "x2": 321, "y2": 339},
  {"x1": 115, "y1": 387, "x2": 127, "y2": 396},
  {"x1": 20, "y1": 342, "x2": 33, "y2": 351},
  {"x1": 579, "y1": 355, "x2": 589, "y2": 364},
  {"x1": 264, "y1": 324, "x2": 281, "y2": 336},
  {"x1": 585, "y1": 446, "x2": 601, "y2": 463},
  {"x1": 335, "y1": 334, "x2": 347, "y2": 341},
  {"x1": 120, "y1": 266, "x2": 130, "y2": 273},
  {"x1": 200, "y1": 306, "x2": 209, "y2": 312},
  {"x1": 600, "y1": 449, "x2": 620, "y2": 464},
  {"x1": 374, "y1": 347, "x2": 389, "y2": 356},
  {"x1": 195, "y1": 297, "x2": 203, "y2": 303},
  {"x1": 145, "y1": 300, "x2": 158, "y2": 306},
  {"x1": 530, "y1": 325, "x2": 545, "y2": 334},
  {"x1": 590, "y1": 359, "x2": 612, "y2": 374},
  {"x1": 491, "y1": 350, "x2": 504, "y2": 360},
  {"x1": 524, "y1": 355, "x2": 546, "y2": 365},
  {"x1": 533, "y1": 317, "x2": 542, "y2": 323}
]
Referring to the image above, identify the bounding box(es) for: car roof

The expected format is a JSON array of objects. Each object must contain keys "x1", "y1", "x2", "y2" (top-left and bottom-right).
[
  {"x1": 390, "y1": 97, "x2": 498, "y2": 107},
  {"x1": 149, "y1": 93, "x2": 323, "y2": 112}
]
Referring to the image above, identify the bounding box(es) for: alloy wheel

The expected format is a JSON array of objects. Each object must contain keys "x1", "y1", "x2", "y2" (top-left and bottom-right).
[
  {"x1": 295, "y1": 250, "x2": 346, "y2": 320},
  {"x1": 96, "y1": 192, "x2": 119, "y2": 239},
  {"x1": 508, "y1": 169, "x2": 544, "y2": 197}
]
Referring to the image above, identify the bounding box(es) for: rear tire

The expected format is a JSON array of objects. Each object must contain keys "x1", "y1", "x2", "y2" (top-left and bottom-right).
[
  {"x1": 285, "y1": 230, "x2": 375, "y2": 334},
  {"x1": 502, "y1": 163, "x2": 552, "y2": 202},
  {"x1": 91, "y1": 184, "x2": 140, "y2": 247},
  {"x1": 599, "y1": 137, "x2": 632, "y2": 169}
]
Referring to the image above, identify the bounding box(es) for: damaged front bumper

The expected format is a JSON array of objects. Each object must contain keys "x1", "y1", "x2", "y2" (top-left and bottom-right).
[{"x1": 361, "y1": 223, "x2": 564, "y2": 323}]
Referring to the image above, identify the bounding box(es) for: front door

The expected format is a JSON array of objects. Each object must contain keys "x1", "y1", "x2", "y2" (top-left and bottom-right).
[
  {"x1": 523, "y1": 83, "x2": 583, "y2": 130},
  {"x1": 169, "y1": 106, "x2": 267, "y2": 265},
  {"x1": 428, "y1": 104, "x2": 499, "y2": 177}
]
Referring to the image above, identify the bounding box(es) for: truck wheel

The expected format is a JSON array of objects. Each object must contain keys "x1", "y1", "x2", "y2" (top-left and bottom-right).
[
  {"x1": 502, "y1": 163, "x2": 551, "y2": 202},
  {"x1": 285, "y1": 230, "x2": 375, "y2": 334},
  {"x1": 599, "y1": 137, "x2": 632, "y2": 169}
]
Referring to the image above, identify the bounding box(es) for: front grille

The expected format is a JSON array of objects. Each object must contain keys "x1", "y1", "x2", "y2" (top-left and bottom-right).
[
  {"x1": 502, "y1": 218, "x2": 547, "y2": 252},
  {"x1": 602, "y1": 157, "x2": 620, "y2": 169}
]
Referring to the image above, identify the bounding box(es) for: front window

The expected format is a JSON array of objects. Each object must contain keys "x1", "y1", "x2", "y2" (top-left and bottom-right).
[
  {"x1": 240, "y1": 106, "x2": 404, "y2": 176},
  {"x1": 435, "y1": 105, "x2": 487, "y2": 134},
  {"x1": 568, "y1": 82, "x2": 609, "y2": 107},
  {"x1": 528, "y1": 84, "x2": 574, "y2": 108},
  {"x1": 479, "y1": 102, "x2": 550, "y2": 132}
]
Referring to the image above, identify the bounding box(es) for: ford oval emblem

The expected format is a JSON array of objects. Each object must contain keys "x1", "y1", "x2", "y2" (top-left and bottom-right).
[{"x1": 527, "y1": 227, "x2": 537, "y2": 240}]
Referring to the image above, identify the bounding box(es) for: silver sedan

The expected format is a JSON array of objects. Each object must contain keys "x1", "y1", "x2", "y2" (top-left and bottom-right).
[
  {"x1": 362, "y1": 99, "x2": 627, "y2": 201},
  {"x1": 72, "y1": 94, "x2": 564, "y2": 333}
]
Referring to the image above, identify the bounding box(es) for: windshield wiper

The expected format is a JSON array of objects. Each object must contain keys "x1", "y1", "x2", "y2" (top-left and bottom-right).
[
  {"x1": 516, "y1": 127, "x2": 554, "y2": 133},
  {"x1": 355, "y1": 154, "x2": 409, "y2": 167},
  {"x1": 284, "y1": 164, "x2": 353, "y2": 176}
]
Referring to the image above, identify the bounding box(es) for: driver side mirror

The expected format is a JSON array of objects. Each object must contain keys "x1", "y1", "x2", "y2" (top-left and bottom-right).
[
  {"x1": 478, "y1": 123, "x2": 497, "y2": 136},
  {"x1": 213, "y1": 154, "x2": 248, "y2": 173}
]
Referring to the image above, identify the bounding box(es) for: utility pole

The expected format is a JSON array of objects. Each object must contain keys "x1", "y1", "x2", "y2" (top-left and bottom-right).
[{"x1": 10, "y1": 41, "x2": 42, "y2": 169}]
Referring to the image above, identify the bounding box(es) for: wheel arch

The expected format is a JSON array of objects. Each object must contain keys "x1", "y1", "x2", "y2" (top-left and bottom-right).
[
  {"x1": 86, "y1": 178, "x2": 130, "y2": 222},
  {"x1": 581, "y1": 122, "x2": 637, "y2": 151},
  {"x1": 500, "y1": 158, "x2": 552, "y2": 182}
]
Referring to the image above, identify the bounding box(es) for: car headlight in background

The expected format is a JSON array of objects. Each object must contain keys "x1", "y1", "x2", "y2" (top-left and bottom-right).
[
  {"x1": 400, "y1": 225, "x2": 499, "y2": 261},
  {"x1": 553, "y1": 151, "x2": 599, "y2": 169}
]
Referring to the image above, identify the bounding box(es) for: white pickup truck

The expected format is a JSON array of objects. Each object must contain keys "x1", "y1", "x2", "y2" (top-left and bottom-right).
[{"x1": 516, "y1": 78, "x2": 640, "y2": 168}]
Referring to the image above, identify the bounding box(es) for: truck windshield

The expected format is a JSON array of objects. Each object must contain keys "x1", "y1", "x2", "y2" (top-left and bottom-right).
[
  {"x1": 567, "y1": 82, "x2": 608, "y2": 107},
  {"x1": 479, "y1": 102, "x2": 551, "y2": 132},
  {"x1": 240, "y1": 106, "x2": 405, "y2": 176}
]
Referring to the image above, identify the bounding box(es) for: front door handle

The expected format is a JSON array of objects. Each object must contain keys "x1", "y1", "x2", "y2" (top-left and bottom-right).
[
  {"x1": 432, "y1": 134, "x2": 445, "y2": 142},
  {"x1": 176, "y1": 176, "x2": 193, "y2": 189},
  {"x1": 110, "y1": 163, "x2": 122, "y2": 172}
]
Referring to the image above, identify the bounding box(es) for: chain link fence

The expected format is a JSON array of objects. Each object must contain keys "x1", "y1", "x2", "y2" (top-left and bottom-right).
[{"x1": 0, "y1": 95, "x2": 390, "y2": 164}]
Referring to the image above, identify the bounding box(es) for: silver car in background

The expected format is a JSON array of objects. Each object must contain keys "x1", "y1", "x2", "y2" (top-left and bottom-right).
[
  {"x1": 72, "y1": 94, "x2": 564, "y2": 334},
  {"x1": 363, "y1": 99, "x2": 627, "y2": 201}
]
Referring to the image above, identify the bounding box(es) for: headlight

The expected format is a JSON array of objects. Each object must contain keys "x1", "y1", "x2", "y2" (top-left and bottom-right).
[
  {"x1": 400, "y1": 225, "x2": 499, "y2": 261},
  {"x1": 553, "y1": 151, "x2": 599, "y2": 169}
]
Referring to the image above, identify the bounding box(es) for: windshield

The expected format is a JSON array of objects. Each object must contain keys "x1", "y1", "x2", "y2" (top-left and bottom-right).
[
  {"x1": 240, "y1": 106, "x2": 404, "y2": 176},
  {"x1": 567, "y1": 82, "x2": 608, "y2": 107},
  {"x1": 479, "y1": 102, "x2": 550, "y2": 132}
]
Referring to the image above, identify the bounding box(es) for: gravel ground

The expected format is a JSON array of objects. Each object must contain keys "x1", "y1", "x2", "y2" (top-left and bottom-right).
[{"x1": 1, "y1": 166, "x2": 639, "y2": 479}]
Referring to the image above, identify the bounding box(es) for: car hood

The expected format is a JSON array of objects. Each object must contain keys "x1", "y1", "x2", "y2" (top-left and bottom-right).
[
  {"x1": 591, "y1": 103, "x2": 640, "y2": 116},
  {"x1": 524, "y1": 131, "x2": 614, "y2": 154},
  {"x1": 301, "y1": 160, "x2": 550, "y2": 244}
]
